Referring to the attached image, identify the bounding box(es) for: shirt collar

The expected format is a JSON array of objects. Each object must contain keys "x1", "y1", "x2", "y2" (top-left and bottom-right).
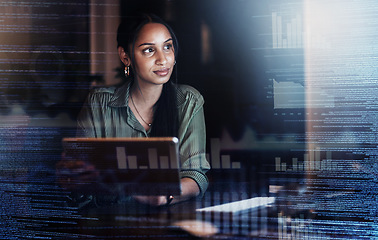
[
  {"x1": 108, "y1": 80, "x2": 184, "y2": 107},
  {"x1": 108, "y1": 81, "x2": 131, "y2": 107},
  {"x1": 176, "y1": 85, "x2": 186, "y2": 107}
]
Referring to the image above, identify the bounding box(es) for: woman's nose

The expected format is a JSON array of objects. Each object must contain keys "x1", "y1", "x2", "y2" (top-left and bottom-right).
[{"x1": 155, "y1": 50, "x2": 167, "y2": 65}]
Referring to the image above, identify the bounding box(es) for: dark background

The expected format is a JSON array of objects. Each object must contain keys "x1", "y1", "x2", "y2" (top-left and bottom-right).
[
  {"x1": 0, "y1": 0, "x2": 306, "y2": 194},
  {"x1": 2, "y1": 1, "x2": 378, "y2": 238}
]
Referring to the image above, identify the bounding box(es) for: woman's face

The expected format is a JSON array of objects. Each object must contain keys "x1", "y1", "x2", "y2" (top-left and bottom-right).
[{"x1": 132, "y1": 23, "x2": 175, "y2": 87}]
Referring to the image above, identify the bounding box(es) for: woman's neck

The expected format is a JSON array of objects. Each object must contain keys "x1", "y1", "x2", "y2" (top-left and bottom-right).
[
  {"x1": 129, "y1": 81, "x2": 163, "y2": 130},
  {"x1": 131, "y1": 82, "x2": 163, "y2": 108}
]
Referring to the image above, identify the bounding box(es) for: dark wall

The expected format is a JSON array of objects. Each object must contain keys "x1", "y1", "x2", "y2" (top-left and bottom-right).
[{"x1": 120, "y1": 1, "x2": 248, "y2": 141}]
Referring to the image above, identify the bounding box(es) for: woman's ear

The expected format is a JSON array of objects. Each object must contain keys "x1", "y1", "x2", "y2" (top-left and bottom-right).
[{"x1": 118, "y1": 46, "x2": 131, "y2": 67}]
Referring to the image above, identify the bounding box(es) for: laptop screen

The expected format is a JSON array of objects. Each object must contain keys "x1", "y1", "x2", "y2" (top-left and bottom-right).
[{"x1": 62, "y1": 137, "x2": 182, "y2": 196}]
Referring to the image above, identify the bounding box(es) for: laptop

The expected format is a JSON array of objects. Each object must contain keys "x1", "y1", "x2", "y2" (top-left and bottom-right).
[{"x1": 61, "y1": 137, "x2": 182, "y2": 196}]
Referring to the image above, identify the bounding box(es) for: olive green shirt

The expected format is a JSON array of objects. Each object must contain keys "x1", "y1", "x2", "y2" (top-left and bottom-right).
[{"x1": 77, "y1": 81, "x2": 210, "y2": 194}]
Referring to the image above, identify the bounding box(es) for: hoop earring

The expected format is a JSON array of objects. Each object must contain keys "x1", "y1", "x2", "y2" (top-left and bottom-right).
[{"x1": 124, "y1": 66, "x2": 130, "y2": 77}]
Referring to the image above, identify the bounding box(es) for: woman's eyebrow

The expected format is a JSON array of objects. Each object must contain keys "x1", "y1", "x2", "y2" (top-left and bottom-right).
[
  {"x1": 164, "y1": 38, "x2": 173, "y2": 43},
  {"x1": 138, "y1": 42, "x2": 154, "y2": 47},
  {"x1": 137, "y1": 38, "x2": 173, "y2": 47}
]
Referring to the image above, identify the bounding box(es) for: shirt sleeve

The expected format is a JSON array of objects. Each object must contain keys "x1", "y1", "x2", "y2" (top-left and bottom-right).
[
  {"x1": 178, "y1": 89, "x2": 211, "y2": 196},
  {"x1": 76, "y1": 91, "x2": 107, "y2": 138}
]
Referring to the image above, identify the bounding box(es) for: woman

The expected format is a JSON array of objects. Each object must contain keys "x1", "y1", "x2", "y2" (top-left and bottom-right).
[{"x1": 73, "y1": 14, "x2": 210, "y2": 207}]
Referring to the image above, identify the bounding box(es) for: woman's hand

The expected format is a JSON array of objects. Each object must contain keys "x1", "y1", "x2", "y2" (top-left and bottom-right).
[
  {"x1": 56, "y1": 153, "x2": 99, "y2": 190},
  {"x1": 132, "y1": 178, "x2": 200, "y2": 206},
  {"x1": 132, "y1": 195, "x2": 169, "y2": 206}
]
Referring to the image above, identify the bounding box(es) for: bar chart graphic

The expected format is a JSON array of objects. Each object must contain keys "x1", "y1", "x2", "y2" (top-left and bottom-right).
[
  {"x1": 106, "y1": 138, "x2": 242, "y2": 170},
  {"x1": 272, "y1": 12, "x2": 303, "y2": 49},
  {"x1": 278, "y1": 213, "x2": 313, "y2": 239},
  {"x1": 116, "y1": 146, "x2": 178, "y2": 170},
  {"x1": 275, "y1": 151, "x2": 333, "y2": 172},
  {"x1": 207, "y1": 138, "x2": 241, "y2": 169}
]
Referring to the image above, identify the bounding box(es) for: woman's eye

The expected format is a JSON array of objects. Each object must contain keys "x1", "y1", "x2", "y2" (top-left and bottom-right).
[
  {"x1": 143, "y1": 47, "x2": 154, "y2": 54},
  {"x1": 164, "y1": 44, "x2": 173, "y2": 51}
]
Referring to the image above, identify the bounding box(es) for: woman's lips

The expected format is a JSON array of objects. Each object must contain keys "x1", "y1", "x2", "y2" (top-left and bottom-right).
[{"x1": 153, "y1": 68, "x2": 170, "y2": 76}]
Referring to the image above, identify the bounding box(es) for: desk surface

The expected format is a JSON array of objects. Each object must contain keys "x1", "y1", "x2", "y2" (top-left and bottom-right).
[
  {"x1": 12, "y1": 183, "x2": 371, "y2": 240},
  {"x1": 2, "y1": 167, "x2": 376, "y2": 239}
]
